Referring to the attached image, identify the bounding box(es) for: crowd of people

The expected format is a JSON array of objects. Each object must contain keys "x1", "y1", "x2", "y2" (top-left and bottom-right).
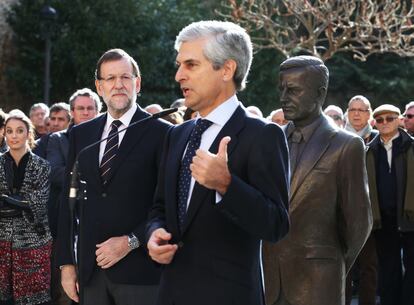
[{"x1": 0, "y1": 19, "x2": 412, "y2": 305}]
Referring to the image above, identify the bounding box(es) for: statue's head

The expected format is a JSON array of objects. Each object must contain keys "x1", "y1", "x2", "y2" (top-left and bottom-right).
[{"x1": 279, "y1": 55, "x2": 329, "y2": 127}]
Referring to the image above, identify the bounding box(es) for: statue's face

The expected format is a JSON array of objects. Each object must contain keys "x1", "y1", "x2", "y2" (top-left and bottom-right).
[{"x1": 279, "y1": 67, "x2": 322, "y2": 126}]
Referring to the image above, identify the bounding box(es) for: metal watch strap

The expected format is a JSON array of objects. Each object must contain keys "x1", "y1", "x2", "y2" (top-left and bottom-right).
[{"x1": 127, "y1": 233, "x2": 140, "y2": 250}]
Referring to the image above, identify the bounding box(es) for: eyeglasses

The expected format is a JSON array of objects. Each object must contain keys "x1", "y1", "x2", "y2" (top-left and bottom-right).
[
  {"x1": 404, "y1": 114, "x2": 414, "y2": 119},
  {"x1": 348, "y1": 108, "x2": 370, "y2": 113},
  {"x1": 375, "y1": 116, "x2": 398, "y2": 124},
  {"x1": 99, "y1": 74, "x2": 136, "y2": 86},
  {"x1": 74, "y1": 106, "x2": 96, "y2": 112}
]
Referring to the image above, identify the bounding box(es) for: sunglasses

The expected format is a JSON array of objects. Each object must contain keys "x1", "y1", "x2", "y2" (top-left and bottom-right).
[
  {"x1": 329, "y1": 115, "x2": 342, "y2": 121},
  {"x1": 404, "y1": 114, "x2": 414, "y2": 119},
  {"x1": 375, "y1": 116, "x2": 398, "y2": 124}
]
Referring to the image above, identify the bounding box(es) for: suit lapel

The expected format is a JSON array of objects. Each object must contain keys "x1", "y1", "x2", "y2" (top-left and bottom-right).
[
  {"x1": 289, "y1": 117, "x2": 337, "y2": 206},
  {"x1": 182, "y1": 106, "x2": 245, "y2": 233},
  {"x1": 81, "y1": 115, "x2": 106, "y2": 190},
  {"x1": 103, "y1": 107, "x2": 149, "y2": 186}
]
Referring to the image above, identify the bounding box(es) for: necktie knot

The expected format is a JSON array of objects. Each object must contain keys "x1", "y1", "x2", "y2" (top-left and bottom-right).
[
  {"x1": 194, "y1": 119, "x2": 213, "y2": 136},
  {"x1": 112, "y1": 120, "x2": 122, "y2": 129},
  {"x1": 291, "y1": 129, "x2": 303, "y2": 144}
]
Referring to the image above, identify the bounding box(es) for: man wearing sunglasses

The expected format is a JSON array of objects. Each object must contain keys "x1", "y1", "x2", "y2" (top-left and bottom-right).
[
  {"x1": 403, "y1": 101, "x2": 414, "y2": 136},
  {"x1": 367, "y1": 104, "x2": 414, "y2": 305}
]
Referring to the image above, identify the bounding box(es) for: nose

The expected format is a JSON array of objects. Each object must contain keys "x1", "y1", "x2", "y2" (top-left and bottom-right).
[
  {"x1": 114, "y1": 76, "x2": 124, "y2": 88},
  {"x1": 175, "y1": 65, "x2": 185, "y2": 83},
  {"x1": 280, "y1": 87, "x2": 288, "y2": 103}
]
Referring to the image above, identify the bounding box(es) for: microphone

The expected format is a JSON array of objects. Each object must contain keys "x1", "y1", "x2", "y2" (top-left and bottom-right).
[{"x1": 68, "y1": 107, "x2": 178, "y2": 211}]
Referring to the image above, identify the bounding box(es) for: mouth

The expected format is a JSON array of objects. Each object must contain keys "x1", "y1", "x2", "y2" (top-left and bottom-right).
[{"x1": 181, "y1": 87, "x2": 190, "y2": 97}]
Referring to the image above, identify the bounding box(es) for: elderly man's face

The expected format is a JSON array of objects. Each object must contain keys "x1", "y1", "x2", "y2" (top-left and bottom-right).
[
  {"x1": 375, "y1": 112, "x2": 400, "y2": 138},
  {"x1": 347, "y1": 100, "x2": 371, "y2": 131},
  {"x1": 279, "y1": 68, "x2": 322, "y2": 126},
  {"x1": 404, "y1": 107, "x2": 414, "y2": 133}
]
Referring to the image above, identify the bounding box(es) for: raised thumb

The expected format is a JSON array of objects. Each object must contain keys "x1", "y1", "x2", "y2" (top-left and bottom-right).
[{"x1": 218, "y1": 136, "x2": 231, "y2": 158}]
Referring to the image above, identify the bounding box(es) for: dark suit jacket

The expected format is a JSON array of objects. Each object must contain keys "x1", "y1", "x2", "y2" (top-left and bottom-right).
[
  {"x1": 262, "y1": 115, "x2": 372, "y2": 305},
  {"x1": 56, "y1": 106, "x2": 170, "y2": 285},
  {"x1": 147, "y1": 105, "x2": 290, "y2": 305},
  {"x1": 46, "y1": 128, "x2": 70, "y2": 238}
]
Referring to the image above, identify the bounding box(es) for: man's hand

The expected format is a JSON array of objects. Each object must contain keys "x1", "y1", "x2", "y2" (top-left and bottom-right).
[
  {"x1": 190, "y1": 136, "x2": 232, "y2": 194},
  {"x1": 96, "y1": 236, "x2": 130, "y2": 269},
  {"x1": 61, "y1": 265, "x2": 79, "y2": 303},
  {"x1": 147, "y1": 228, "x2": 178, "y2": 264}
]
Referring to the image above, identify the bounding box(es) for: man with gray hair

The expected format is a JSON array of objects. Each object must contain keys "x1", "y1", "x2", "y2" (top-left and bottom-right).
[
  {"x1": 46, "y1": 90, "x2": 101, "y2": 305},
  {"x1": 345, "y1": 95, "x2": 378, "y2": 144},
  {"x1": 324, "y1": 104, "x2": 344, "y2": 128},
  {"x1": 344, "y1": 95, "x2": 378, "y2": 305},
  {"x1": 147, "y1": 20, "x2": 289, "y2": 305},
  {"x1": 403, "y1": 101, "x2": 414, "y2": 136},
  {"x1": 29, "y1": 102, "x2": 50, "y2": 139}
]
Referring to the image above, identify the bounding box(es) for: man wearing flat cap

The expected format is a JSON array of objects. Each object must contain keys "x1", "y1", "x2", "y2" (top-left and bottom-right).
[{"x1": 367, "y1": 104, "x2": 414, "y2": 305}]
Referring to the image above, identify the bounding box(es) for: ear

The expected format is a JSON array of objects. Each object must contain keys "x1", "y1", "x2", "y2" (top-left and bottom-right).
[
  {"x1": 95, "y1": 79, "x2": 103, "y2": 97},
  {"x1": 222, "y1": 59, "x2": 237, "y2": 83},
  {"x1": 135, "y1": 76, "x2": 141, "y2": 94},
  {"x1": 317, "y1": 86, "x2": 327, "y2": 107}
]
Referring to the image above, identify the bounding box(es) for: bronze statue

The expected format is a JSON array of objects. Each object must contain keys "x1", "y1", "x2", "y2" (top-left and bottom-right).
[{"x1": 262, "y1": 56, "x2": 372, "y2": 305}]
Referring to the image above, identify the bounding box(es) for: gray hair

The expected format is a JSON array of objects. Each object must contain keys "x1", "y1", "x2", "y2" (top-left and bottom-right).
[
  {"x1": 68, "y1": 88, "x2": 102, "y2": 112},
  {"x1": 348, "y1": 95, "x2": 372, "y2": 112},
  {"x1": 405, "y1": 101, "x2": 414, "y2": 113},
  {"x1": 175, "y1": 20, "x2": 253, "y2": 91},
  {"x1": 29, "y1": 102, "x2": 49, "y2": 117},
  {"x1": 324, "y1": 105, "x2": 343, "y2": 116}
]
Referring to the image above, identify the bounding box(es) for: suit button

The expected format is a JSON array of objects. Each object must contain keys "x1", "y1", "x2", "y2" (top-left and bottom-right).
[
  {"x1": 102, "y1": 193, "x2": 107, "y2": 198},
  {"x1": 177, "y1": 241, "x2": 184, "y2": 248}
]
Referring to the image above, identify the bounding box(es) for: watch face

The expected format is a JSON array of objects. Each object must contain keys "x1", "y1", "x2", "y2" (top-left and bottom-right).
[{"x1": 128, "y1": 234, "x2": 139, "y2": 249}]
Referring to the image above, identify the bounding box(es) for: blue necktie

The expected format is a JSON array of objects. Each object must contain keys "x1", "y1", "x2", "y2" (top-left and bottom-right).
[
  {"x1": 177, "y1": 119, "x2": 213, "y2": 229},
  {"x1": 100, "y1": 120, "x2": 122, "y2": 185}
]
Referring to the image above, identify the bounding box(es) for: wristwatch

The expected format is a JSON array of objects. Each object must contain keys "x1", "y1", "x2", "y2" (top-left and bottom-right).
[{"x1": 127, "y1": 233, "x2": 140, "y2": 250}]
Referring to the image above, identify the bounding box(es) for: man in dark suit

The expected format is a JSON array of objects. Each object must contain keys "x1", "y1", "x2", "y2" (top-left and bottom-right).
[
  {"x1": 56, "y1": 49, "x2": 170, "y2": 305},
  {"x1": 146, "y1": 20, "x2": 290, "y2": 305},
  {"x1": 262, "y1": 56, "x2": 372, "y2": 305},
  {"x1": 47, "y1": 88, "x2": 101, "y2": 305}
]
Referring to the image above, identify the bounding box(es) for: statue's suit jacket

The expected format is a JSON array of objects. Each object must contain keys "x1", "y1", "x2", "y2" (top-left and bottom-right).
[
  {"x1": 147, "y1": 105, "x2": 290, "y2": 305},
  {"x1": 262, "y1": 115, "x2": 372, "y2": 305}
]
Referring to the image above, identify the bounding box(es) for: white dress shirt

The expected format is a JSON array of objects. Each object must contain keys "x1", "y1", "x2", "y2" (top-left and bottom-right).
[
  {"x1": 185, "y1": 95, "x2": 239, "y2": 209},
  {"x1": 380, "y1": 132, "x2": 400, "y2": 171},
  {"x1": 99, "y1": 103, "x2": 138, "y2": 164}
]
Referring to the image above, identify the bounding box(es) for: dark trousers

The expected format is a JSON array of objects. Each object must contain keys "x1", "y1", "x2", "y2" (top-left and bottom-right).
[
  {"x1": 81, "y1": 267, "x2": 159, "y2": 305},
  {"x1": 50, "y1": 242, "x2": 73, "y2": 305},
  {"x1": 345, "y1": 234, "x2": 378, "y2": 305},
  {"x1": 375, "y1": 229, "x2": 414, "y2": 305}
]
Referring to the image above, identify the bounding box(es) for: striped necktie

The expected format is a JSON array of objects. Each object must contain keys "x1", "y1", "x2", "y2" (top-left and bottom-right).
[{"x1": 100, "y1": 120, "x2": 122, "y2": 185}]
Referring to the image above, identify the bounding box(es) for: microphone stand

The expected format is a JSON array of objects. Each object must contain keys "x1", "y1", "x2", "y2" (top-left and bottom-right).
[{"x1": 67, "y1": 108, "x2": 177, "y2": 304}]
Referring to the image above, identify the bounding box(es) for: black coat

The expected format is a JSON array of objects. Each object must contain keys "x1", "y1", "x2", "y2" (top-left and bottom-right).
[
  {"x1": 56, "y1": 106, "x2": 171, "y2": 285},
  {"x1": 147, "y1": 105, "x2": 290, "y2": 305}
]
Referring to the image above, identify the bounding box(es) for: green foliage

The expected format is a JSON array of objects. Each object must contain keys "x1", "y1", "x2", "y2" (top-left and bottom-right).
[
  {"x1": 6, "y1": 0, "x2": 218, "y2": 109},
  {"x1": 8, "y1": 0, "x2": 412, "y2": 115},
  {"x1": 327, "y1": 53, "x2": 414, "y2": 110}
]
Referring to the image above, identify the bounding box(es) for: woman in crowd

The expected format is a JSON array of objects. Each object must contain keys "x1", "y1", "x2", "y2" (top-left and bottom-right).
[{"x1": 0, "y1": 113, "x2": 52, "y2": 305}]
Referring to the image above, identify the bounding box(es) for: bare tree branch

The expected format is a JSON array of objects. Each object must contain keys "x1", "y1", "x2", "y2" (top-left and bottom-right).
[{"x1": 220, "y1": 0, "x2": 414, "y2": 61}]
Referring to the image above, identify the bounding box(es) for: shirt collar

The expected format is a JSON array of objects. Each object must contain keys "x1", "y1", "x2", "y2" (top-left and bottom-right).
[
  {"x1": 380, "y1": 131, "x2": 400, "y2": 148},
  {"x1": 105, "y1": 103, "x2": 137, "y2": 129},
  {"x1": 195, "y1": 95, "x2": 239, "y2": 127},
  {"x1": 287, "y1": 115, "x2": 323, "y2": 143}
]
